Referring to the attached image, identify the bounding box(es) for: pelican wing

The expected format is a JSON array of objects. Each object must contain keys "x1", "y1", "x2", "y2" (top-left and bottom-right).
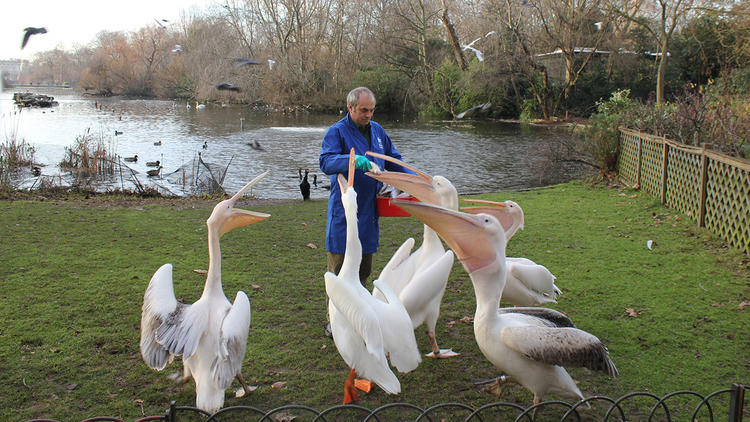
[
  {"x1": 372, "y1": 279, "x2": 422, "y2": 373},
  {"x1": 375, "y1": 237, "x2": 417, "y2": 298},
  {"x1": 501, "y1": 325, "x2": 618, "y2": 376},
  {"x1": 212, "y1": 291, "x2": 251, "y2": 389},
  {"x1": 140, "y1": 264, "x2": 179, "y2": 369},
  {"x1": 398, "y1": 250, "x2": 454, "y2": 326},
  {"x1": 325, "y1": 272, "x2": 384, "y2": 359},
  {"x1": 498, "y1": 307, "x2": 575, "y2": 328},
  {"x1": 507, "y1": 261, "x2": 561, "y2": 301}
]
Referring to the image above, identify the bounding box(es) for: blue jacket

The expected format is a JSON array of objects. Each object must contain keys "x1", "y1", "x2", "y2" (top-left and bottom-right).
[{"x1": 319, "y1": 114, "x2": 410, "y2": 254}]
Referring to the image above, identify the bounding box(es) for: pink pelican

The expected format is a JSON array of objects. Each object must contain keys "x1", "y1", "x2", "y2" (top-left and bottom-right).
[
  {"x1": 325, "y1": 149, "x2": 420, "y2": 404},
  {"x1": 393, "y1": 199, "x2": 618, "y2": 406},
  {"x1": 140, "y1": 171, "x2": 270, "y2": 413},
  {"x1": 461, "y1": 199, "x2": 561, "y2": 306}
]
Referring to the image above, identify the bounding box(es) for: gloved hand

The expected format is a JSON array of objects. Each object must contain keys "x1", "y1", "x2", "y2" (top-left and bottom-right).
[{"x1": 354, "y1": 155, "x2": 372, "y2": 171}]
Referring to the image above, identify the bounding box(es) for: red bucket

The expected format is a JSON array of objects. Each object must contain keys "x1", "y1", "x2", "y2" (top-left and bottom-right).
[{"x1": 377, "y1": 196, "x2": 419, "y2": 217}]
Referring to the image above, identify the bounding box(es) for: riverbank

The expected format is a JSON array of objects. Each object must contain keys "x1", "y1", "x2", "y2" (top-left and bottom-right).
[{"x1": 1, "y1": 181, "x2": 747, "y2": 420}]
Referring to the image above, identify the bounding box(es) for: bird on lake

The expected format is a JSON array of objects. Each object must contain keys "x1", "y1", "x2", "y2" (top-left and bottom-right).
[
  {"x1": 299, "y1": 169, "x2": 310, "y2": 201},
  {"x1": 31, "y1": 166, "x2": 41, "y2": 176},
  {"x1": 312, "y1": 173, "x2": 318, "y2": 187},
  {"x1": 172, "y1": 44, "x2": 182, "y2": 53},
  {"x1": 114, "y1": 130, "x2": 123, "y2": 136},
  {"x1": 393, "y1": 199, "x2": 618, "y2": 407},
  {"x1": 123, "y1": 155, "x2": 138, "y2": 162},
  {"x1": 146, "y1": 160, "x2": 160, "y2": 167},
  {"x1": 216, "y1": 82, "x2": 240, "y2": 92},
  {"x1": 21, "y1": 27, "x2": 47, "y2": 49},
  {"x1": 248, "y1": 140, "x2": 264, "y2": 150},
  {"x1": 365, "y1": 151, "x2": 459, "y2": 359},
  {"x1": 147, "y1": 166, "x2": 162, "y2": 177},
  {"x1": 140, "y1": 172, "x2": 270, "y2": 413},
  {"x1": 153, "y1": 140, "x2": 162, "y2": 146},
  {"x1": 196, "y1": 103, "x2": 206, "y2": 109},
  {"x1": 202, "y1": 141, "x2": 208, "y2": 149},
  {"x1": 460, "y1": 199, "x2": 561, "y2": 306},
  {"x1": 326, "y1": 150, "x2": 420, "y2": 404}
]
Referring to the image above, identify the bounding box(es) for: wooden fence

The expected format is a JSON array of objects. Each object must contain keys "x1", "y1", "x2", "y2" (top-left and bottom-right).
[{"x1": 618, "y1": 127, "x2": 750, "y2": 254}]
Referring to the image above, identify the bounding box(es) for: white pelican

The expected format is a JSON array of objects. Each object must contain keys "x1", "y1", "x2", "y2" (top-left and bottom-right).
[
  {"x1": 461, "y1": 199, "x2": 561, "y2": 306},
  {"x1": 366, "y1": 151, "x2": 459, "y2": 358},
  {"x1": 140, "y1": 171, "x2": 271, "y2": 413},
  {"x1": 393, "y1": 200, "x2": 618, "y2": 406},
  {"x1": 325, "y1": 149, "x2": 420, "y2": 404}
]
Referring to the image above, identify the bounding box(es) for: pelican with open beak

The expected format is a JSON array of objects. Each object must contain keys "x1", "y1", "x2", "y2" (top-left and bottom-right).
[
  {"x1": 392, "y1": 199, "x2": 617, "y2": 406},
  {"x1": 461, "y1": 199, "x2": 561, "y2": 306},
  {"x1": 365, "y1": 151, "x2": 459, "y2": 358},
  {"x1": 140, "y1": 171, "x2": 270, "y2": 413},
  {"x1": 326, "y1": 149, "x2": 420, "y2": 404}
]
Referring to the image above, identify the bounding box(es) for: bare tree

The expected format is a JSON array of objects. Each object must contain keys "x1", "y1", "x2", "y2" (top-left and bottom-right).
[{"x1": 604, "y1": 0, "x2": 702, "y2": 103}]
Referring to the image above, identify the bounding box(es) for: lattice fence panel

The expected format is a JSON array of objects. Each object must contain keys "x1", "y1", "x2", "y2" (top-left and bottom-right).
[
  {"x1": 618, "y1": 130, "x2": 640, "y2": 184},
  {"x1": 704, "y1": 160, "x2": 750, "y2": 254},
  {"x1": 665, "y1": 146, "x2": 702, "y2": 223},
  {"x1": 640, "y1": 138, "x2": 664, "y2": 197}
]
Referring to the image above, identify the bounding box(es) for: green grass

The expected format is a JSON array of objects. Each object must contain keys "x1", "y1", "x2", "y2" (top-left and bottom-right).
[{"x1": 1, "y1": 181, "x2": 748, "y2": 421}]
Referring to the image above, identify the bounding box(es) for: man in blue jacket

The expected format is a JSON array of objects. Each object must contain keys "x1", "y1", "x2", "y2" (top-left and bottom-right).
[{"x1": 319, "y1": 87, "x2": 411, "y2": 335}]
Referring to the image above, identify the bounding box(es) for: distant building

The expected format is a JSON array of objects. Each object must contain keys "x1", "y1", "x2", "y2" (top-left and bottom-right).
[{"x1": 0, "y1": 59, "x2": 22, "y2": 84}]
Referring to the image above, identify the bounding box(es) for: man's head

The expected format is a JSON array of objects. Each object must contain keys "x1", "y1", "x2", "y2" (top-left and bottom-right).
[{"x1": 347, "y1": 87, "x2": 376, "y2": 127}]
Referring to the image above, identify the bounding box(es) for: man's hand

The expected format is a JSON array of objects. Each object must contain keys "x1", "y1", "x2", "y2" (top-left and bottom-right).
[{"x1": 354, "y1": 155, "x2": 372, "y2": 171}]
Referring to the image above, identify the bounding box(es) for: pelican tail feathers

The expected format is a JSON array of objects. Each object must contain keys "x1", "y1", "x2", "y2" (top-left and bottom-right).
[{"x1": 372, "y1": 279, "x2": 422, "y2": 373}]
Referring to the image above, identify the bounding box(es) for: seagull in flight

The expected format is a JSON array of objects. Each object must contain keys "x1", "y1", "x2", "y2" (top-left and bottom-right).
[
  {"x1": 216, "y1": 82, "x2": 240, "y2": 92},
  {"x1": 21, "y1": 27, "x2": 47, "y2": 49}
]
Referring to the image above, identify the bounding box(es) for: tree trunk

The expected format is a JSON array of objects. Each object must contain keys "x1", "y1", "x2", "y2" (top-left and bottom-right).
[
  {"x1": 656, "y1": 39, "x2": 669, "y2": 104},
  {"x1": 441, "y1": 0, "x2": 467, "y2": 70}
]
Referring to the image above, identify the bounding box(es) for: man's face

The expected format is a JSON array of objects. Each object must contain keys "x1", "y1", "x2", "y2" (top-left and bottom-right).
[{"x1": 348, "y1": 93, "x2": 376, "y2": 127}]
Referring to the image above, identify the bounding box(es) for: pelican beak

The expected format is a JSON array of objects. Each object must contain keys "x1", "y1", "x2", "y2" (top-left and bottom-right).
[
  {"x1": 365, "y1": 151, "x2": 438, "y2": 204},
  {"x1": 219, "y1": 171, "x2": 271, "y2": 236},
  {"x1": 461, "y1": 199, "x2": 524, "y2": 234},
  {"x1": 393, "y1": 200, "x2": 499, "y2": 273},
  {"x1": 337, "y1": 148, "x2": 356, "y2": 193}
]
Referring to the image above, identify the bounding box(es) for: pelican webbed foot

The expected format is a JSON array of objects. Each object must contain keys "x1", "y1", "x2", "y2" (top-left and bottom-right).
[
  {"x1": 424, "y1": 331, "x2": 460, "y2": 358},
  {"x1": 343, "y1": 368, "x2": 359, "y2": 404},
  {"x1": 474, "y1": 375, "x2": 515, "y2": 396},
  {"x1": 234, "y1": 373, "x2": 258, "y2": 398}
]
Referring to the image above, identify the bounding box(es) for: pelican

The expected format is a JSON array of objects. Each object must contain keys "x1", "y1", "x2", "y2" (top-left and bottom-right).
[
  {"x1": 365, "y1": 151, "x2": 459, "y2": 358},
  {"x1": 325, "y1": 149, "x2": 420, "y2": 404},
  {"x1": 461, "y1": 199, "x2": 561, "y2": 306},
  {"x1": 140, "y1": 172, "x2": 271, "y2": 413},
  {"x1": 393, "y1": 200, "x2": 618, "y2": 406}
]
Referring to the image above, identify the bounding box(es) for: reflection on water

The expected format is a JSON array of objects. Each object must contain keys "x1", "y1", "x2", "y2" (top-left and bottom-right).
[{"x1": 0, "y1": 88, "x2": 580, "y2": 199}]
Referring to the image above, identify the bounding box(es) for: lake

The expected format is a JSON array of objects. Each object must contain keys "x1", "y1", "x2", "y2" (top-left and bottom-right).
[{"x1": 0, "y1": 88, "x2": 582, "y2": 199}]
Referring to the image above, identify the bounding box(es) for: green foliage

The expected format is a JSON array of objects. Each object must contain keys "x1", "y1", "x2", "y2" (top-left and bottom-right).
[
  {"x1": 575, "y1": 89, "x2": 638, "y2": 171},
  {"x1": 351, "y1": 66, "x2": 411, "y2": 115},
  {"x1": 0, "y1": 183, "x2": 747, "y2": 421}
]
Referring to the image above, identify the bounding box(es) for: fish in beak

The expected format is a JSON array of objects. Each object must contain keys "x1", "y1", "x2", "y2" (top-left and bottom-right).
[
  {"x1": 365, "y1": 151, "x2": 441, "y2": 205},
  {"x1": 392, "y1": 200, "x2": 506, "y2": 274},
  {"x1": 217, "y1": 171, "x2": 271, "y2": 236}
]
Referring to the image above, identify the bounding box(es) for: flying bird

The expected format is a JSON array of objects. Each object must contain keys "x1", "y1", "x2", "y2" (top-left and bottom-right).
[
  {"x1": 21, "y1": 27, "x2": 47, "y2": 49},
  {"x1": 216, "y1": 82, "x2": 240, "y2": 92},
  {"x1": 233, "y1": 58, "x2": 261, "y2": 67},
  {"x1": 393, "y1": 200, "x2": 617, "y2": 407},
  {"x1": 140, "y1": 172, "x2": 271, "y2": 413}
]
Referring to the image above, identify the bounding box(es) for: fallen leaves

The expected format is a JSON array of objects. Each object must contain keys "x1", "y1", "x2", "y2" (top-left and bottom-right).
[
  {"x1": 193, "y1": 269, "x2": 207, "y2": 274},
  {"x1": 739, "y1": 301, "x2": 750, "y2": 310},
  {"x1": 306, "y1": 243, "x2": 317, "y2": 249},
  {"x1": 625, "y1": 308, "x2": 639, "y2": 317},
  {"x1": 271, "y1": 381, "x2": 287, "y2": 389}
]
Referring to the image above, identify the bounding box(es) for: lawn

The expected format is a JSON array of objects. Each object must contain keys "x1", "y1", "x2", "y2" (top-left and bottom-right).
[{"x1": 1, "y1": 181, "x2": 747, "y2": 421}]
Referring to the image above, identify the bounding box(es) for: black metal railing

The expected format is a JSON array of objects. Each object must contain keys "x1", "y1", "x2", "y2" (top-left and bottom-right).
[{"x1": 27, "y1": 383, "x2": 748, "y2": 422}]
